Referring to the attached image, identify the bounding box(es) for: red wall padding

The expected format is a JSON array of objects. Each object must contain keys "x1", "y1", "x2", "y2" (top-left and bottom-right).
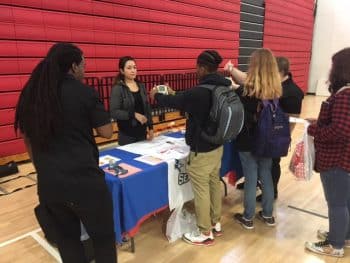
[
  {"x1": 0, "y1": 0, "x2": 241, "y2": 157},
  {"x1": 0, "y1": 125, "x2": 19, "y2": 142},
  {"x1": 0, "y1": 109, "x2": 15, "y2": 126},
  {"x1": 263, "y1": 0, "x2": 315, "y2": 92},
  {"x1": 0, "y1": 139, "x2": 26, "y2": 157}
]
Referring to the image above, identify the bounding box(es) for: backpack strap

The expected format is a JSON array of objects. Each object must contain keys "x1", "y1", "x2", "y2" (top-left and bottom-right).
[
  {"x1": 262, "y1": 99, "x2": 279, "y2": 111},
  {"x1": 192, "y1": 84, "x2": 217, "y2": 155}
]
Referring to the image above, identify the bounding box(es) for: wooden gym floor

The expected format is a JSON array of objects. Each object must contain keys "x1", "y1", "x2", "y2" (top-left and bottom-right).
[{"x1": 0, "y1": 95, "x2": 349, "y2": 263}]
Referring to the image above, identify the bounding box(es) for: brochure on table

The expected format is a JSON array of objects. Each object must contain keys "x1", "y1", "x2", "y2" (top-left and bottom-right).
[{"x1": 118, "y1": 135, "x2": 194, "y2": 210}]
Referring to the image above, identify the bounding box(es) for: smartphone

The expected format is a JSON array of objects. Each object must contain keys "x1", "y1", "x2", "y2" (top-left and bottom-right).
[{"x1": 156, "y1": 85, "x2": 168, "y2": 95}]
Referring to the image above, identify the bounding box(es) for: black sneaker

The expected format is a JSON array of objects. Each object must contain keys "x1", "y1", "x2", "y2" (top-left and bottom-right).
[
  {"x1": 234, "y1": 213, "x2": 254, "y2": 230},
  {"x1": 256, "y1": 194, "x2": 262, "y2": 202},
  {"x1": 236, "y1": 182, "x2": 245, "y2": 190},
  {"x1": 257, "y1": 211, "x2": 276, "y2": 226},
  {"x1": 237, "y1": 181, "x2": 261, "y2": 190}
]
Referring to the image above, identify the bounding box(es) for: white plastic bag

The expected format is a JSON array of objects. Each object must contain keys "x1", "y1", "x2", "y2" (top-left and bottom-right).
[
  {"x1": 289, "y1": 118, "x2": 315, "y2": 180},
  {"x1": 166, "y1": 204, "x2": 197, "y2": 242}
]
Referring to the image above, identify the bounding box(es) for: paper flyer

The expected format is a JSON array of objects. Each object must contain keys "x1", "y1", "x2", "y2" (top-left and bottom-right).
[
  {"x1": 134, "y1": 155, "x2": 164, "y2": 166},
  {"x1": 116, "y1": 135, "x2": 190, "y2": 161}
]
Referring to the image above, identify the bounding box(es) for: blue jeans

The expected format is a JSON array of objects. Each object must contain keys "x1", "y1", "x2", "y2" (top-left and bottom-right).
[
  {"x1": 320, "y1": 168, "x2": 350, "y2": 249},
  {"x1": 239, "y1": 152, "x2": 274, "y2": 219}
]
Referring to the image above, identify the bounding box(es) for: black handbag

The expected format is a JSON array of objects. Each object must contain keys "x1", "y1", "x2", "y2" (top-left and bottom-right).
[{"x1": 0, "y1": 161, "x2": 19, "y2": 178}]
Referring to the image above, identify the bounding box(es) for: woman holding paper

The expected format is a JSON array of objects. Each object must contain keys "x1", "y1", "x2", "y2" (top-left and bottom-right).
[
  {"x1": 110, "y1": 56, "x2": 154, "y2": 146},
  {"x1": 305, "y1": 48, "x2": 350, "y2": 258}
]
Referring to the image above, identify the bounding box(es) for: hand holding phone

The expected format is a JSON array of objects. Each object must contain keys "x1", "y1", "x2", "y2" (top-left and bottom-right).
[{"x1": 156, "y1": 85, "x2": 169, "y2": 95}]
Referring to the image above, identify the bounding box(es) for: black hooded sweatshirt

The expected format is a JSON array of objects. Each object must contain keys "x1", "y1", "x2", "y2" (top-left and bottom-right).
[{"x1": 155, "y1": 73, "x2": 231, "y2": 152}]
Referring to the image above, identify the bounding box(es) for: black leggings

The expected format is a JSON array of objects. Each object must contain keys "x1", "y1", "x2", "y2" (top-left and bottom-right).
[{"x1": 271, "y1": 157, "x2": 281, "y2": 196}]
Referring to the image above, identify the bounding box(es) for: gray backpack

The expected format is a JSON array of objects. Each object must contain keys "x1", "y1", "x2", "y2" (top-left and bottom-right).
[{"x1": 200, "y1": 84, "x2": 244, "y2": 145}]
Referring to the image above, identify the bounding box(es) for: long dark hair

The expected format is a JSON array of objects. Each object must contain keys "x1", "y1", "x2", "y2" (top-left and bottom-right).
[
  {"x1": 14, "y1": 43, "x2": 83, "y2": 150},
  {"x1": 113, "y1": 56, "x2": 136, "y2": 85},
  {"x1": 329, "y1": 47, "x2": 350, "y2": 93}
]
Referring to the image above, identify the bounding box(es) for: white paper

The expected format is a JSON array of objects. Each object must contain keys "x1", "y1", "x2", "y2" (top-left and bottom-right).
[
  {"x1": 134, "y1": 155, "x2": 164, "y2": 166},
  {"x1": 117, "y1": 136, "x2": 188, "y2": 158},
  {"x1": 99, "y1": 155, "x2": 120, "y2": 166}
]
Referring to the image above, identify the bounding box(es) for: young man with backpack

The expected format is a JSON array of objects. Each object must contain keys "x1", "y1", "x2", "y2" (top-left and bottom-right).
[{"x1": 150, "y1": 50, "x2": 243, "y2": 246}]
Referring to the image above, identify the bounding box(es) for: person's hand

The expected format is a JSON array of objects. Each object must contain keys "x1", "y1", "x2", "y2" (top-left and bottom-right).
[
  {"x1": 135, "y1": 112, "x2": 147, "y2": 124},
  {"x1": 225, "y1": 76, "x2": 240, "y2": 90},
  {"x1": 150, "y1": 86, "x2": 158, "y2": 101},
  {"x1": 305, "y1": 118, "x2": 317, "y2": 124},
  {"x1": 147, "y1": 129, "x2": 154, "y2": 140},
  {"x1": 231, "y1": 82, "x2": 240, "y2": 90},
  {"x1": 224, "y1": 60, "x2": 234, "y2": 72},
  {"x1": 164, "y1": 83, "x2": 176, "y2": 95}
]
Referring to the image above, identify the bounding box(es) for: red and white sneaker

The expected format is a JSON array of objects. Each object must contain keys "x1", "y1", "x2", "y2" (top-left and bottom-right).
[
  {"x1": 212, "y1": 222, "x2": 223, "y2": 237},
  {"x1": 182, "y1": 230, "x2": 214, "y2": 246}
]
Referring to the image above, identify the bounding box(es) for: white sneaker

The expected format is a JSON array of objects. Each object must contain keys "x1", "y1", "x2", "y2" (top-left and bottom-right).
[
  {"x1": 212, "y1": 222, "x2": 222, "y2": 237},
  {"x1": 182, "y1": 229, "x2": 214, "y2": 246},
  {"x1": 317, "y1": 229, "x2": 350, "y2": 248},
  {"x1": 305, "y1": 240, "x2": 344, "y2": 257}
]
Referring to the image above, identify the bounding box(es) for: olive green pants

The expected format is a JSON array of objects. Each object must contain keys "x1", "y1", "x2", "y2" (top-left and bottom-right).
[{"x1": 187, "y1": 146, "x2": 223, "y2": 232}]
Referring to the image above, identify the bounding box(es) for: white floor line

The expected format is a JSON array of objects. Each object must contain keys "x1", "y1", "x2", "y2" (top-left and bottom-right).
[
  {"x1": 0, "y1": 228, "x2": 62, "y2": 262},
  {"x1": 0, "y1": 228, "x2": 40, "y2": 248},
  {"x1": 31, "y1": 232, "x2": 62, "y2": 262}
]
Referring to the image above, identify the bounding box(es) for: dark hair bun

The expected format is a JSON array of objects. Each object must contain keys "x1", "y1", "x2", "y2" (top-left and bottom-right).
[
  {"x1": 197, "y1": 50, "x2": 222, "y2": 69},
  {"x1": 208, "y1": 50, "x2": 223, "y2": 65}
]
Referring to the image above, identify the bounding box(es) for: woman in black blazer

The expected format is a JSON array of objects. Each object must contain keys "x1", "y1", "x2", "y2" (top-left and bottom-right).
[{"x1": 110, "y1": 56, "x2": 153, "y2": 146}]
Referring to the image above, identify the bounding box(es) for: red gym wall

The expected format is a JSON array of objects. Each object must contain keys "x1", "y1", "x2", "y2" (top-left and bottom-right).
[
  {"x1": 264, "y1": 0, "x2": 315, "y2": 91},
  {"x1": 0, "y1": 0, "x2": 315, "y2": 160},
  {"x1": 0, "y1": 0, "x2": 240, "y2": 158}
]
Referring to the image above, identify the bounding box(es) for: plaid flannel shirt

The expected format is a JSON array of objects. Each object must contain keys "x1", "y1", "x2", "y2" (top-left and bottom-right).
[{"x1": 308, "y1": 87, "x2": 350, "y2": 172}]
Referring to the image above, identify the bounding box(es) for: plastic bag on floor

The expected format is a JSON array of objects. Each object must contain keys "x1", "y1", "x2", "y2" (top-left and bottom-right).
[
  {"x1": 166, "y1": 205, "x2": 197, "y2": 242},
  {"x1": 289, "y1": 119, "x2": 315, "y2": 180}
]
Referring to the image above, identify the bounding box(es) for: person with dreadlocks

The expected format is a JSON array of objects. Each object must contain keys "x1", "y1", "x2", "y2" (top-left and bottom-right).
[{"x1": 15, "y1": 43, "x2": 117, "y2": 263}]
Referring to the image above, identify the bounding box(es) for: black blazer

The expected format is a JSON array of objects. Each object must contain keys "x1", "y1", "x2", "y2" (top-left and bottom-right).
[{"x1": 110, "y1": 80, "x2": 153, "y2": 130}]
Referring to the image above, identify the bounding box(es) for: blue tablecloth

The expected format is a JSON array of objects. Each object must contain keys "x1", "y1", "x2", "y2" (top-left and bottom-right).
[
  {"x1": 220, "y1": 140, "x2": 243, "y2": 181},
  {"x1": 102, "y1": 148, "x2": 169, "y2": 243},
  {"x1": 102, "y1": 133, "x2": 242, "y2": 243}
]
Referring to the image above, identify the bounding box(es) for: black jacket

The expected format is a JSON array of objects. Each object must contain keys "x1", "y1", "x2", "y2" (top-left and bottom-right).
[
  {"x1": 31, "y1": 74, "x2": 111, "y2": 203},
  {"x1": 279, "y1": 73, "x2": 304, "y2": 114},
  {"x1": 155, "y1": 73, "x2": 231, "y2": 152},
  {"x1": 110, "y1": 80, "x2": 153, "y2": 133},
  {"x1": 235, "y1": 86, "x2": 260, "y2": 152}
]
